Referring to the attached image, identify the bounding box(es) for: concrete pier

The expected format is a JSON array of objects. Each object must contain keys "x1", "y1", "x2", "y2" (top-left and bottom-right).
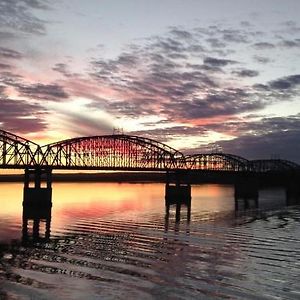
[
  {"x1": 286, "y1": 182, "x2": 300, "y2": 206},
  {"x1": 234, "y1": 176, "x2": 259, "y2": 210},
  {"x1": 22, "y1": 201, "x2": 52, "y2": 243},
  {"x1": 165, "y1": 171, "x2": 191, "y2": 222},
  {"x1": 23, "y1": 168, "x2": 52, "y2": 207}
]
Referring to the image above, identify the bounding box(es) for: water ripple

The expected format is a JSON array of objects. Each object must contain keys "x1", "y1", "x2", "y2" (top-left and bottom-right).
[{"x1": 0, "y1": 184, "x2": 300, "y2": 299}]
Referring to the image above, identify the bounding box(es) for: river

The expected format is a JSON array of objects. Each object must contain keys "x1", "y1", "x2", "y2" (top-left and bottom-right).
[{"x1": 0, "y1": 182, "x2": 299, "y2": 299}]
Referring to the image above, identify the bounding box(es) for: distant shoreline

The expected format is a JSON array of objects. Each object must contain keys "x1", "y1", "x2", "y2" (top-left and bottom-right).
[
  {"x1": 0, "y1": 171, "x2": 293, "y2": 186},
  {"x1": 0, "y1": 172, "x2": 167, "y2": 183}
]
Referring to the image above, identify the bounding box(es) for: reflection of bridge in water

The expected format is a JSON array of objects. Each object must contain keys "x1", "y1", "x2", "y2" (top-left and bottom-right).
[{"x1": 1, "y1": 128, "x2": 300, "y2": 209}]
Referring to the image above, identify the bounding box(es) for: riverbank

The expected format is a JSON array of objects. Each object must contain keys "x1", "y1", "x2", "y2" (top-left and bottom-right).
[{"x1": 0, "y1": 172, "x2": 166, "y2": 183}]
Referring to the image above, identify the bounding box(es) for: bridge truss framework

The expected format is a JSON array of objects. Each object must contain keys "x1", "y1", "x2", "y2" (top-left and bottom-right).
[{"x1": 0, "y1": 129, "x2": 299, "y2": 173}]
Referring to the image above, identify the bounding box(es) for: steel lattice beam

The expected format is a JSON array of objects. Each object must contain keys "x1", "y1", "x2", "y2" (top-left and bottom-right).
[
  {"x1": 0, "y1": 129, "x2": 41, "y2": 169},
  {"x1": 39, "y1": 135, "x2": 186, "y2": 171},
  {"x1": 0, "y1": 129, "x2": 299, "y2": 172}
]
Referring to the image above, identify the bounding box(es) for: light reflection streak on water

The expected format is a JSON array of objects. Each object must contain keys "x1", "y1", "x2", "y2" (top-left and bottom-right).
[{"x1": 0, "y1": 182, "x2": 299, "y2": 299}]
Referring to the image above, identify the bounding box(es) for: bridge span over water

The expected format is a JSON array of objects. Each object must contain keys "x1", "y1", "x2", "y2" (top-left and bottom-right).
[
  {"x1": 1, "y1": 129, "x2": 299, "y2": 173},
  {"x1": 1, "y1": 128, "x2": 300, "y2": 212}
]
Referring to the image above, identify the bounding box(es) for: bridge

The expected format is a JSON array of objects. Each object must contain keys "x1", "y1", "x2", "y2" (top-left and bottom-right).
[
  {"x1": 1, "y1": 128, "x2": 300, "y2": 221},
  {"x1": 1, "y1": 129, "x2": 299, "y2": 172}
]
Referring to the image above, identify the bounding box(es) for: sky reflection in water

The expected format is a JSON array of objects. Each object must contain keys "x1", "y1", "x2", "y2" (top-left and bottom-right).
[{"x1": 0, "y1": 182, "x2": 299, "y2": 299}]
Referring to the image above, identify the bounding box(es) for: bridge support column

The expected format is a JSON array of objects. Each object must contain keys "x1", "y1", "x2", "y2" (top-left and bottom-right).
[
  {"x1": 234, "y1": 175, "x2": 259, "y2": 210},
  {"x1": 22, "y1": 200, "x2": 52, "y2": 244},
  {"x1": 286, "y1": 181, "x2": 300, "y2": 206},
  {"x1": 23, "y1": 168, "x2": 52, "y2": 207},
  {"x1": 165, "y1": 171, "x2": 191, "y2": 222}
]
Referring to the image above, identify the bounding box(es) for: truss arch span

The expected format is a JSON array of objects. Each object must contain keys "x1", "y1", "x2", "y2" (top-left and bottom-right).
[
  {"x1": 0, "y1": 129, "x2": 41, "y2": 168},
  {"x1": 185, "y1": 153, "x2": 249, "y2": 171},
  {"x1": 40, "y1": 134, "x2": 186, "y2": 170},
  {"x1": 249, "y1": 159, "x2": 300, "y2": 172}
]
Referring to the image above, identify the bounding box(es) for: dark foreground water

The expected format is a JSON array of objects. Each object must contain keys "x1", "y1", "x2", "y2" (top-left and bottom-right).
[{"x1": 0, "y1": 182, "x2": 299, "y2": 299}]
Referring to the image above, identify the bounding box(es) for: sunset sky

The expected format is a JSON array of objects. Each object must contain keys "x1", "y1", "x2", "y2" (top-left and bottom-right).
[{"x1": 1, "y1": 0, "x2": 300, "y2": 161}]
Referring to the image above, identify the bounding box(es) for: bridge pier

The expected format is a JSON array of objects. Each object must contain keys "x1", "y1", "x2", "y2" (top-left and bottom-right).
[
  {"x1": 165, "y1": 170, "x2": 191, "y2": 222},
  {"x1": 23, "y1": 168, "x2": 52, "y2": 207},
  {"x1": 234, "y1": 175, "x2": 259, "y2": 210},
  {"x1": 165, "y1": 171, "x2": 191, "y2": 203},
  {"x1": 286, "y1": 181, "x2": 300, "y2": 206},
  {"x1": 22, "y1": 200, "x2": 52, "y2": 244}
]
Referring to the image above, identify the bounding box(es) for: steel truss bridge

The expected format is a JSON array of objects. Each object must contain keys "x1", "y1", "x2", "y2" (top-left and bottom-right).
[{"x1": 0, "y1": 129, "x2": 299, "y2": 173}]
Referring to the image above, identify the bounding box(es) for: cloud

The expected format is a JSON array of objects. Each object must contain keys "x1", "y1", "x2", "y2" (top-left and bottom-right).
[
  {"x1": 0, "y1": 93, "x2": 47, "y2": 133},
  {"x1": 52, "y1": 63, "x2": 73, "y2": 77},
  {"x1": 203, "y1": 57, "x2": 236, "y2": 67},
  {"x1": 16, "y1": 83, "x2": 69, "y2": 101},
  {"x1": 212, "y1": 131, "x2": 300, "y2": 163},
  {"x1": 253, "y1": 55, "x2": 271, "y2": 64},
  {"x1": 205, "y1": 38, "x2": 226, "y2": 49},
  {"x1": 205, "y1": 114, "x2": 300, "y2": 136},
  {"x1": 0, "y1": 63, "x2": 11, "y2": 69},
  {"x1": 169, "y1": 27, "x2": 193, "y2": 40},
  {"x1": 183, "y1": 114, "x2": 300, "y2": 162},
  {"x1": 269, "y1": 74, "x2": 300, "y2": 91},
  {"x1": 221, "y1": 29, "x2": 249, "y2": 43},
  {"x1": 58, "y1": 110, "x2": 113, "y2": 137},
  {"x1": 129, "y1": 125, "x2": 208, "y2": 143},
  {"x1": 88, "y1": 24, "x2": 300, "y2": 126},
  {"x1": 161, "y1": 88, "x2": 264, "y2": 121},
  {"x1": 253, "y1": 42, "x2": 275, "y2": 49},
  {"x1": 279, "y1": 39, "x2": 300, "y2": 48},
  {"x1": 252, "y1": 74, "x2": 300, "y2": 102},
  {"x1": 0, "y1": 47, "x2": 22, "y2": 59},
  {"x1": 232, "y1": 69, "x2": 259, "y2": 77},
  {"x1": 0, "y1": 0, "x2": 49, "y2": 36}
]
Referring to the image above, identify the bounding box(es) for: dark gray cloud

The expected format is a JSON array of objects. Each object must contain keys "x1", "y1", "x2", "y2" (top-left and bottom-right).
[
  {"x1": 211, "y1": 131, "x2": 300, "y2": 163},
  {"x1": 0, "y1": 63, "x2": 11, "y2": 69},
  {"x1": 16, "y1": 83, "x2": 69, "y2": 101},
  {"x1": 206, "y1": 114, "x2": 300, "y2": 136},
  {"x1": 175, "y1": 114, "x2": 300, "y2": 162},
  {"x1": 52, "y1": 63, "x2": 75, "y2": 78},
  {"x1": 203, "y1": 57, "x2": 236, "y2": 67},
  {"x1": 127, "y1": 114, "x2": 300, "y2": 163},
  {"x1": 0, "y1": 31, "x2": 16, "y2": 39},
  {"x1": 221, "y1": 29, "x2": 249, "y2": 43},
  {"x1": 161, "y1": 88, "x2": 264, "y2": 120},
  {"x1": 169, "y1": 27, "x2": 193, "y2": 40},
  {"x1": 0, "y1": 96, "x2": 47, "y2": 133},
  {"x1": 0, "y1": 47, "x2": 22, "y2": 59},
  {"x1": 89, "y1": 24, "x2": 300, "y2": 125},
  {"x1": 206, "y1": 38, "x2": 226, "y2": 49},
  {"x1": 252, "y1": 74, "x2": 300, "y2": 103},
  {"x1": 0, "y1": 0, "x2": 49, "y2": 36},
  {"x1": 129, "y1": 126, "x2": 208, "y2": 143},
  {"x1": 232, "y1": 69, "x2": 259, "y2": 77},
  {"x1": 279, "y1": 39, "x2": 300, "y2": 48},
  {"x1": 253, "y1": 55, "x2": 271, "y2": 64},
  {"x1": 269, "y1": 74, "x2": 300, "y2": 91},
  {"x1": 0, "y1": 80, "x2": 48, "y2": 133},
  {"x1": 0, "y1": 71, "x2": 23, "y2": 88},
  {"x1": 253, "y1": 42, "x2": 275, "y2": 49}
]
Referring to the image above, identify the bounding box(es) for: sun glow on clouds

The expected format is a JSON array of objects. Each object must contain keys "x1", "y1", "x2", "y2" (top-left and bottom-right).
[{"x1": 44, "y1": 98, "x2": 114, "y2": 140}]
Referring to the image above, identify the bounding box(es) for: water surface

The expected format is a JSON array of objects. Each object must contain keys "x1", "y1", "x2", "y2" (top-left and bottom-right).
[{"x1": 0, "y1": 182, "x2": 299, "y2": 299}]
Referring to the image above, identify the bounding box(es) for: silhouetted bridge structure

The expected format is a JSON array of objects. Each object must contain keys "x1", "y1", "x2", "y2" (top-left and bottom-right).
[
  {"x1": 1, "y1": 129, "x2": 299, "y2": 172},
  {"x1": 1, "y1": 129, "x2": 299, "y2": 209}
]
